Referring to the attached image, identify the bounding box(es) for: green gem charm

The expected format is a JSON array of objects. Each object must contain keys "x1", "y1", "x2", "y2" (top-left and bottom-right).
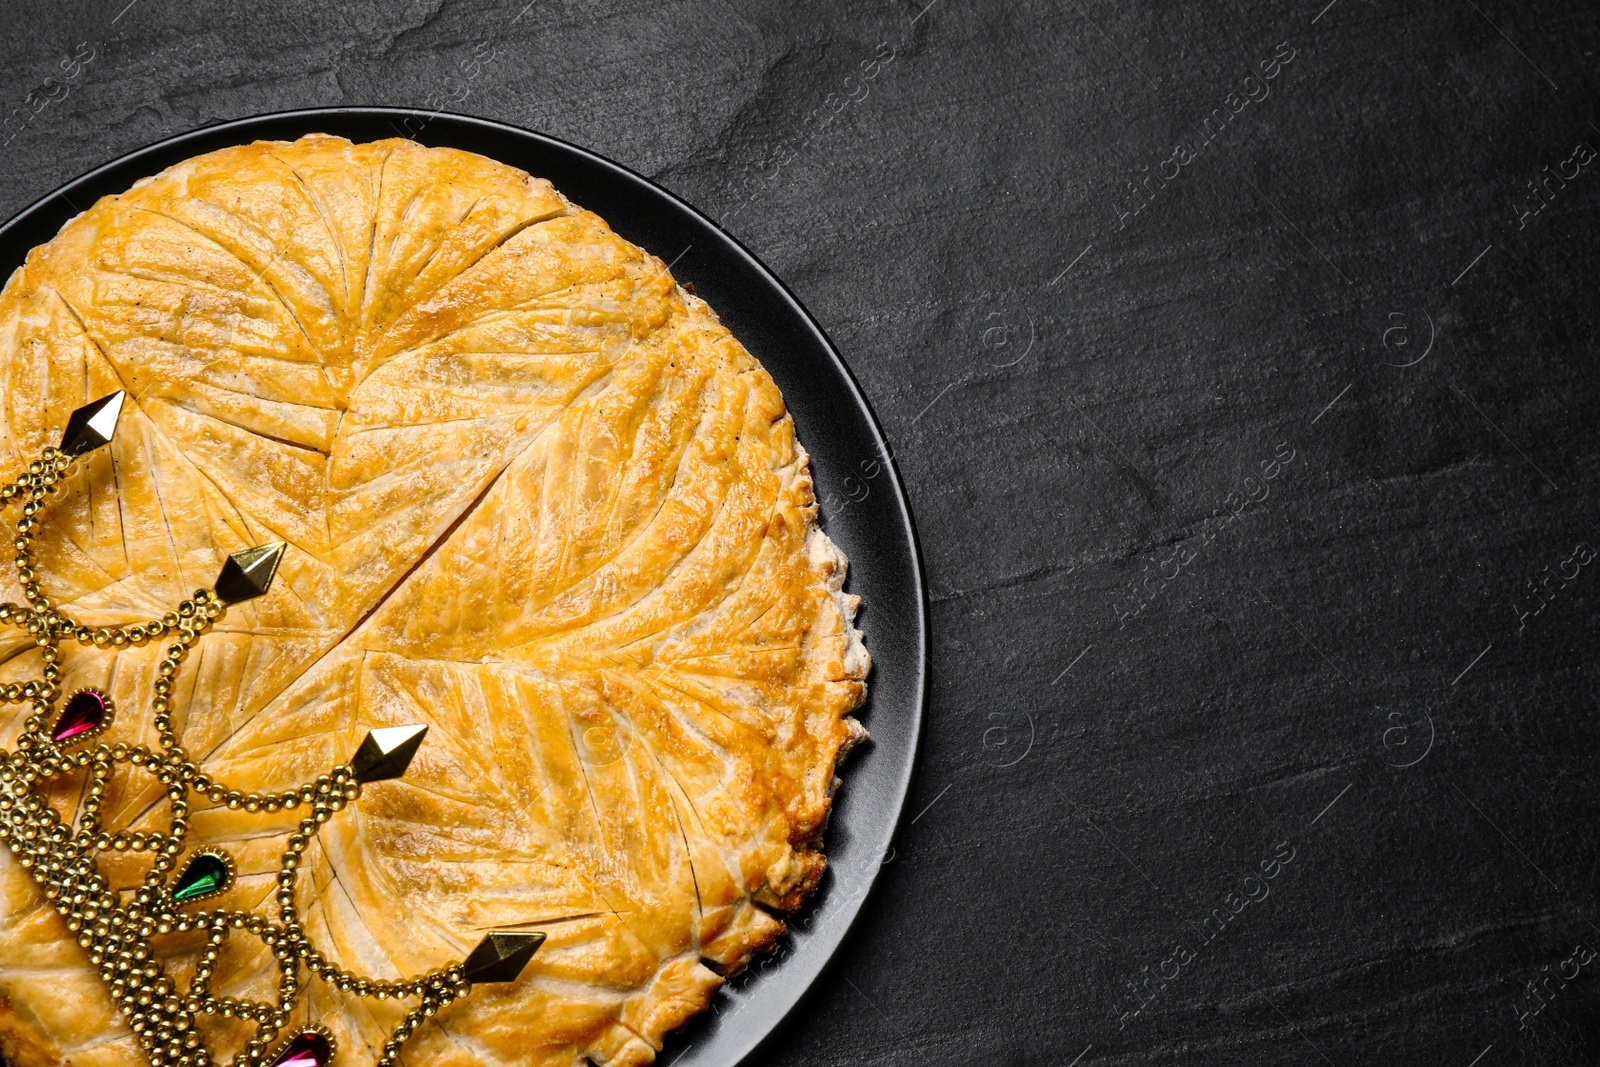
[{"x1": 171, "y1": 849, "x2": 233, "y2": 904}]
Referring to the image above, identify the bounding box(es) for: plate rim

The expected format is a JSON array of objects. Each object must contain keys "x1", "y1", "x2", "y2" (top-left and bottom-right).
[{"x1": 0, "y1": 106, "x2": 929, "y2": 1067}]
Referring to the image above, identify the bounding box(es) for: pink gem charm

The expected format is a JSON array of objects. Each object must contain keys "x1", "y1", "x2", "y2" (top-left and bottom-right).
[
  {"x1": 51, "y1": 689, "x2": 109, "y2": 744},
  {"x1": 267, "y1": 1030, "x2": 332, "y2": 1067}
]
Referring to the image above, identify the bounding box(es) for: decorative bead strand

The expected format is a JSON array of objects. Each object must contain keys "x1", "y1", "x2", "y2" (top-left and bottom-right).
[{"x1": 0, "y1": 415, "x2": 538, "y2": 1067}]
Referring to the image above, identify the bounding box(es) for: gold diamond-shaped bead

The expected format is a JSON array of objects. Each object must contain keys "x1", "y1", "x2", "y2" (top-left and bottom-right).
[
  {"x1": 59, "y1": 391, "x2": 126, "y2": 456},
  {"x1": 213, "y1": 541, "x2": 286, "y2": 604},
  {"x1": 349, "y1": 724, "x2": 428, "y2": 783},
  {"x1": 461, "y1": 931, "x2": 546, "y2": 984}
]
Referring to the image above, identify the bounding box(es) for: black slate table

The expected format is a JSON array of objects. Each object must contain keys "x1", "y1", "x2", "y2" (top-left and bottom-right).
[{"x1": 1, "y1": 1, "x2": 1597, "y2": 1064}]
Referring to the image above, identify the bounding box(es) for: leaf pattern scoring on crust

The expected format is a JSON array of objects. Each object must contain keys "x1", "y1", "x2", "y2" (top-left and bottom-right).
[{"x1": 0, "y1": 135, "x2": 869, "y2": 1067}]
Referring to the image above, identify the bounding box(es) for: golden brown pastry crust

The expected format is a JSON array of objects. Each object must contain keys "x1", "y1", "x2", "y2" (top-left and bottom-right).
[{"x1": 0, "y1": 135, "x2": 868, "y2": 1067}]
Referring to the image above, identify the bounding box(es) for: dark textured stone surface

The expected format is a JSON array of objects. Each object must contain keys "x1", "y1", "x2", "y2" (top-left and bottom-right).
[{"x1": 2, "y1": 1, "x2": 1598, "y2": 1064}]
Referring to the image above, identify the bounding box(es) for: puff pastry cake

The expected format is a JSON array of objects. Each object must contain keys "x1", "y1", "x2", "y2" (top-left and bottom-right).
[{"x1": 0, "y1": 135, "x2": 869, "y2": 1067}]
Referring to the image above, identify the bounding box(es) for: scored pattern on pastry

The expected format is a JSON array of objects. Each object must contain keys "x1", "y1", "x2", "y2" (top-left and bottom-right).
[{"x1": 0, "y1": 135, "x2": 868, "y2": 1067}]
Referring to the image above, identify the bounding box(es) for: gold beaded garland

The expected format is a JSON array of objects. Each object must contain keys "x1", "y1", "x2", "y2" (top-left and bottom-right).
[{"x1": 0, "y1": 395, "x2": 544, "y2": 1067}]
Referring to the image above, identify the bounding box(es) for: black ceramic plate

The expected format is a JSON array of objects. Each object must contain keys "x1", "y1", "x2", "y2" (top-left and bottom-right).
[{"x1": 0, "y1": 109, "x2": 927, "y2": 1067}]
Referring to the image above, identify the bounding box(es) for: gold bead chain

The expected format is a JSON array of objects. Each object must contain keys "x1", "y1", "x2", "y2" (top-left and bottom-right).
[{"x1": 0, "y1": 407, "x2": 539, "y2": 1067}]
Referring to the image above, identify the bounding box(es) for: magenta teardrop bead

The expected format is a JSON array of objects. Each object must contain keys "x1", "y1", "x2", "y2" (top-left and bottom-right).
[
  {"x1": 52, "y1": 690, "x2": 106, "y2": 743},
  {"x1": 268, "y1": 1031, "x2": 331, "y2": 1067}
]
